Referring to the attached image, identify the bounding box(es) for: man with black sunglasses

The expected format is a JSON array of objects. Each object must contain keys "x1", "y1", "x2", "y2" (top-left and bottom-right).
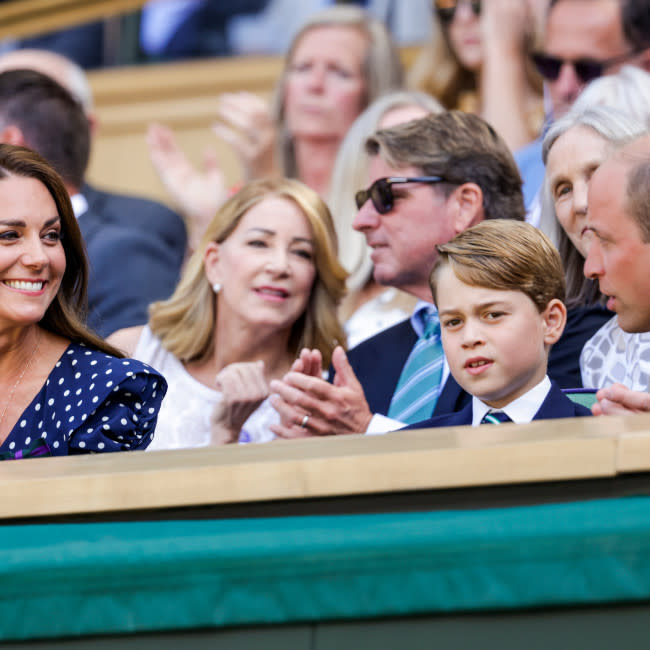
[
  {"x1": 517, "y1": 0, "x2": 650, "y2": 213},
  {"x1": 268, "y1": 111, "x2": 526, "y2": 438},
  {"x1": 539, "y1": 0, "x2": 650, "y2": 120}
]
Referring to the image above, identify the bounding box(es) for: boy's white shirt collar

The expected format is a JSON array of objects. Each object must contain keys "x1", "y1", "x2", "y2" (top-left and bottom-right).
[{"x1": 471, "y1": 375, "x2": 552, "y2": 426}]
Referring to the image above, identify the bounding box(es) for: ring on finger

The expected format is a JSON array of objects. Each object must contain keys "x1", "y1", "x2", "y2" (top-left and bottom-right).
[{"x1": 300, "y1": 414, "x2": 310, "y2": 428}]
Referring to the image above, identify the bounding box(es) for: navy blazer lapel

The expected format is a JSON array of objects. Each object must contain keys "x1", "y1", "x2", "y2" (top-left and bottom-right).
[
  {"x1": 534, "y1": 381, "x2": 591, "y2": 419},
  {"x1": 346, "y1": 318, "x2": 417, "y2": 414},
  {"x1": 434, "y1": 374, "x2": 471, "y2": 416}
]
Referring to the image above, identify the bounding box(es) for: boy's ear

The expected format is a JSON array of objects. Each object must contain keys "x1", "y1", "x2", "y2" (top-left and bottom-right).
[
  {"x1": 203, "y1": 241, "x2": 222, "y2": 287},
  {"x1": 449, "y1": 182, "x2": 483, "y2": 235},
  {"x1": 542, "y1": 298, "x2": 567, "y2": 346}
]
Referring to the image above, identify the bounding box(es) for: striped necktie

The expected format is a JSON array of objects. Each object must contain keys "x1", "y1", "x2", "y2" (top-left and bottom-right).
[
  {"x1": 480, "y1": 411, "x2": 512, "y2": 424},
  {"x1": 387, "y1": 306, "x2": 444, "y2": 424}
]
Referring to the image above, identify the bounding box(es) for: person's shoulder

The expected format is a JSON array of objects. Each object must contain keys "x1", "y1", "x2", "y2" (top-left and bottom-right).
[
  {"x1": 542, "y1": 381, "x2": 593, "y2": 418},
  {"x1": 62, "y1": 343, "x2": 167, "y2": 453},
  {"x1": 400, "y1": 408, "x2": 469, "y2": 430},
  {"x1": 107, "y1": 325, "x2": 146, "y2": 357},
  {"x1": 84, "y1": 183, "x2": 179, "y2": 216},
  {"x1": 82, "y1": 184, "x2": 186, "y2": 245},
  {"x1": 64, "y1": 342, "x2": 164, "y2": 385}
]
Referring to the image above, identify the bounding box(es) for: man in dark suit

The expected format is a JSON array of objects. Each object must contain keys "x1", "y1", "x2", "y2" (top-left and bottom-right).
[
  {"x1": 268, "y1": 111, "x2": 526, "y2": 437},
  {"x1": 0, "y1": 64, "x2": 186, "y2": 337}
]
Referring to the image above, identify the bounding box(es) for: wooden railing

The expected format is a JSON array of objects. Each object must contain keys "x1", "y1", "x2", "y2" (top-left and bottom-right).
[
  {"x1": 3, "y1": 414, "x2": 650, "y2": 521},
  {"x1": 0, "y1": 0, "x2": 148, "y2": 40}
]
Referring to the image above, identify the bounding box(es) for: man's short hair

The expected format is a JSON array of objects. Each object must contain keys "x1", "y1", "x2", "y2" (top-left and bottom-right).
[
  {"x1": 430, "y1": 220, "x2": 566, "y2": 312},
  {"x1": 625, "y1": 158, "x2": 650, "y2": 242},
  {"x1": 0, "y1": 68, "x2": 90, "y2": 188},
  {"x1": 365, "y1": 110, "x2": 525, "y2": 221}
]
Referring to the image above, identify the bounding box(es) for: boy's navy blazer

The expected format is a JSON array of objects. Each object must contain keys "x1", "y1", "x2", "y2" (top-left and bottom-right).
[
  {"x1": 342, "y1": 318, "x2": 471, "y2": 417},
  {"x1": 401, "y1": 381, "x2": 592, "y2": 430}
]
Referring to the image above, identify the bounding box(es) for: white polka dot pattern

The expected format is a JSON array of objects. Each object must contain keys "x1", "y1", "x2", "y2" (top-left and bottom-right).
[{"x1": 0, "y1": 342, "x2": 167, "y2": 460}]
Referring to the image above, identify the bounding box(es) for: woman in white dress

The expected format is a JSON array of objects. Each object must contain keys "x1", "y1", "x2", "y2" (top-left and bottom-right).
[{"x1": 109, "y1": 177, "x2": 347, "y2": 448}]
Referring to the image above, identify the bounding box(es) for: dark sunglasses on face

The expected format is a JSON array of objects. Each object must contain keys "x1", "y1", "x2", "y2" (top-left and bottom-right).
[
  {"x1": 531, "y1": 50, "x2": 640, "y2": 84},
  {"x1": 434, "y1": 0, "x2": 481, "y2": 24},
  {"x1": 355, "y1": 176, "x2": 446, "y2": 214}
]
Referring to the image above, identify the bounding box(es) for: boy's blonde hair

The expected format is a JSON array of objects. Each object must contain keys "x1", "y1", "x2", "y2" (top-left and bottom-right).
[{"x1": 430, "y1": 220, "x2": 565, "y2": 312}]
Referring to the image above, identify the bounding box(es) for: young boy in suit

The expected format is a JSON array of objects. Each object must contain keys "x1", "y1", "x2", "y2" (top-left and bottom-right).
[{"x1": 402, "y1": 220, "x2": 592, "y2": 429}]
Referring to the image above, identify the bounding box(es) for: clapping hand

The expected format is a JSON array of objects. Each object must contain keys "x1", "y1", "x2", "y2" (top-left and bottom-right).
[
  {"x1": 147, "y1": 122, "x2": 228, "y2": 251},
  {"x1": 212, "y1": 92, "x2": 277, "y2": 182},
  {"x1": 210, "y1": 361, "x2": 269, "y2": 444},
  {"x1": 269, "y1": 346, "x2": 373, "y2": 438}
]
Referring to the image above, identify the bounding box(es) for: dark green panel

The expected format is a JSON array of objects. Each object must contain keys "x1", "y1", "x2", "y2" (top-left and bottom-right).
[
  {"x1": 0, "y1": 625, "x2": 311, "y2": 650},
  {"x1": 314, "y1": 605, "x2": 650, "y2": 650}
]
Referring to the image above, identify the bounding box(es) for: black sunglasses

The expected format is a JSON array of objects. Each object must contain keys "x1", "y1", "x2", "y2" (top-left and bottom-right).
[
  {"x1": 531, "y1": 50, "x2": 640, "y2": 84},
  {"x1": 355, "y1": 176, "x2": 446, "y2": 214},
  {"x1": 435, "y1": 0, "x2": 481, "y2": 24}
]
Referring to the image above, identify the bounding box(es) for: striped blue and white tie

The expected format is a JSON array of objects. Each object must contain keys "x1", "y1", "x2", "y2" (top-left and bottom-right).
[
  {"x1": 387, "y1": 307, "x2": 444, "y2": 424},
  {"x1": 480, "y1": 411, "x2": 512, "y2": 424}
]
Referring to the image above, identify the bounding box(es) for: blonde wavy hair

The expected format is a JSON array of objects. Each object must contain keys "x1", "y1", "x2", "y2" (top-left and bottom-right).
[
  {"x1": 273, "y1": 5, "x2": 403, "y2": 178},
  {"x1": 148, "y1": 178, "x2": 348, "y2": 367}
]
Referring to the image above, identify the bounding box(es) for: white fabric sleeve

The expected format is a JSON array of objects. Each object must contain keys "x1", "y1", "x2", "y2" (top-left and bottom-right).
[{"x1": 365, "y1": 413, "x2": 405, "y2": 435}]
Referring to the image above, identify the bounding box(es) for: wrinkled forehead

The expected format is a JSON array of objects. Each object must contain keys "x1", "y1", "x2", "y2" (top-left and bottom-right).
[{"x1": 545, "y1": 0, "x2": 627, "y2": 57}]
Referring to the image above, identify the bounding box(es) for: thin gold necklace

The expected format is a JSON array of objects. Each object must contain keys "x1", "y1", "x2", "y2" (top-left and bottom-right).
[{"x1": 0, "y1": 332, "x2": 42, "y2": 430}]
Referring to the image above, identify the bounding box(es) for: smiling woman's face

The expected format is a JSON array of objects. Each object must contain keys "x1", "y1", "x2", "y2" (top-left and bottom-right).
[
  {"x1": 0, "y1": 174, "x2": 65, "y2": 330},
  {"x1": 546, "y1": 125, "x2": 614, "y2": 257},
  {"x1": 204, "y1": 195, "x2": 317, "y2": 336}
]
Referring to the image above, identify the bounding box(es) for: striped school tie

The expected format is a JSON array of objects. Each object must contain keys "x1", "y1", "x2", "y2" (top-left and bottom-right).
[
  {"x1": 387, "y1": 306, "x2": 444, "y2": 424},
  {"x1": 480, "y1": 411, "x2": 512, "y2": 424}
]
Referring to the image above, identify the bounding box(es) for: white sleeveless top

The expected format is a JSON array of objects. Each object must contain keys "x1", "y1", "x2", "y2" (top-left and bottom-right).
[{"x1": 134, "y1": 326, "x2": 278, "y2": 450}]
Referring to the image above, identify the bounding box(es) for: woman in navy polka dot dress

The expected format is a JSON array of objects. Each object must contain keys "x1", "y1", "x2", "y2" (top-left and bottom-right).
[{"x1": 0, "y1": 145, "x2": 166, "y2": 460}]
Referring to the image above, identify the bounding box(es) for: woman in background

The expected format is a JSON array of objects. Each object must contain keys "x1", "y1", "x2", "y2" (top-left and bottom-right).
[
  {"x1": 409, "y1": 0, "x2": 546, "y2": 151},
  {"x1": 147, "y1": 5, "x2": 403, "y2": 251},
  {"x1": 109, "y1": 178, "x2": 346, "y2": 447}
]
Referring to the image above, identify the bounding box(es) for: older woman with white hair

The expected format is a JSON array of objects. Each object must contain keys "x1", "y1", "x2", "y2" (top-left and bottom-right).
[{"x1": 540, "y1": 103, "x2": 647, "y2": 389}]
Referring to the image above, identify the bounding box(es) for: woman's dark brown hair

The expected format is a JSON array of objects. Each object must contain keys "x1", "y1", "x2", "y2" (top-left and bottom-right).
[{"x1": 0, "y1": 143, "x2": 122, "y2": 356}]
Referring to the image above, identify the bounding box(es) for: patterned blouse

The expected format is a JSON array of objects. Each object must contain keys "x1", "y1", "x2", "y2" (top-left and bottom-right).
[{"x1": 0, "y1": 342, "x2": 166, "y2": 460}]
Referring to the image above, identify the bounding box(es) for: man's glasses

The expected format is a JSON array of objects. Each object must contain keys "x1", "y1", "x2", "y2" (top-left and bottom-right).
[
  {"x1": 355, "y1": 176, "x2": 446, "y2": 214},
  {"x1": 531, "y1": 50, "x2": 641, "y2": 84},
  {"x1": 434, "y1": 0, "x2": 481, "y2": 25}
]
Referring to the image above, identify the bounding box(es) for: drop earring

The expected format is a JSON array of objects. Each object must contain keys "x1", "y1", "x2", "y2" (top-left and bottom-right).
[{"x1": 212, "y1": 282, "x2": 222, "y2": 294}]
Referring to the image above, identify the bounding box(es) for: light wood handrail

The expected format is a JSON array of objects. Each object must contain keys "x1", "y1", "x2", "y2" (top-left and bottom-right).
[
  {"x1": 2, "y1": 414, "x2": 650, "y2": 520},
  {"x1": 0, "y1": 0, "x2": 148, "y2": 40}
]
